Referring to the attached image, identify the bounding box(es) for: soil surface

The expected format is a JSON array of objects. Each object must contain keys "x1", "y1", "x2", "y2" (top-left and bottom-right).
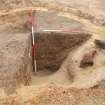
[
  {"x1": 0, "y1": 0, "x2": 105, "y2": 105},
  {"x1": 36, "y1": 32, "x2": 90, "y2": 73}
]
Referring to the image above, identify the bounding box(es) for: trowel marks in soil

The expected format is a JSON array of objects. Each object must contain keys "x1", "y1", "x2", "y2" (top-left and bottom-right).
[{"x1": 35, "y1": 32, "x2": 91, "y2": 74}]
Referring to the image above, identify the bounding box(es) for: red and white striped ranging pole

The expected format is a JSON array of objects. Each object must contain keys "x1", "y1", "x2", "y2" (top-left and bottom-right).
[{"x1": 28, "y1": 10, "x2": 37, "y2": 73}]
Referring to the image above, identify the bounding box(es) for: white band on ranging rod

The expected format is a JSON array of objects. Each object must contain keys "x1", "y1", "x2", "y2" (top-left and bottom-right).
[{"x1": 43, "y1": 29, "x2": 63, "y2": 32}]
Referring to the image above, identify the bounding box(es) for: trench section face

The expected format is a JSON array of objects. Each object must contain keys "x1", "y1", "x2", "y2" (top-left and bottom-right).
[{"x1": 34, "y1": 32, "x2": 91, "y2": 75}]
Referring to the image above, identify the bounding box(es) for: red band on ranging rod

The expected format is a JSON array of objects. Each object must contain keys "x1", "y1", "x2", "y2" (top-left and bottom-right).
[
  {"x1": 28, "y1": 10, "x2": 36, "y2": 27},
  {"x1": 63, "y1": 27, "x2": 75, "y2": 32}
]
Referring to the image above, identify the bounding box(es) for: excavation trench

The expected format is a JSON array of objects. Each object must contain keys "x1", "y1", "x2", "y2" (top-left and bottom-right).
[
  {"x1": 32, "y1": 32, "x2": 91, "y2": 77},
  {"x1": 0, "y1": 10, "x2": 92, "y2": 93}
]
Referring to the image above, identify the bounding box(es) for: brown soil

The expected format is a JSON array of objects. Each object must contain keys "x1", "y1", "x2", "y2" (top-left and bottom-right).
[
  {"x1": 35, "y1": 32, "x2": 90, "y2": 74},
  {"x1": 0, "y1": 1, "x2": 105, "y2": 104}
]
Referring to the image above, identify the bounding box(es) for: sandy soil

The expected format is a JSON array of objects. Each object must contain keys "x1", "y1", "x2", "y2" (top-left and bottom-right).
[{"x1": 0, "y1": 0, "x2": 105, "y2": 104}]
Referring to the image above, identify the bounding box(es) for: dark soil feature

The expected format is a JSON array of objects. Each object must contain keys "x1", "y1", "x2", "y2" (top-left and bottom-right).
[{"x1": 35, "y1": 32, "x2": 91, "y2": 74}]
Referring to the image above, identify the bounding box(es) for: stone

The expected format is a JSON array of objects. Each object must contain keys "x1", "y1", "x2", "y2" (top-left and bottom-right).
[
  {"x1": 95, "y1": 39, "x2": 105, "y2": 50},
  {"x1": 80, "y1": 50, "x2": 96, "y2": 68}
]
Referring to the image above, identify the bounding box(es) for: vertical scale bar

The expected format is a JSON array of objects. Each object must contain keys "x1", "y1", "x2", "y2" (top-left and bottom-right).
[
  {"x1": 28, "y1": 10, "x2": 37, "y2": 73},
  {"x1": 32, "y1": 26, "x2": 37, "y2": 73},
  {"x1": 33, "y1": 11, "x2": 37, "y2": 73},
  {"x1": 32, "y1": 11, "x2": 37, "y2": 73}
]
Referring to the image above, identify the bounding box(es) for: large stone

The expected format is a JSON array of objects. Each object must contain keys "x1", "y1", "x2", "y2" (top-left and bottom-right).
[
  {"x1": 95, "y1": 39, "x2": 105, "y2": 50},
  {"x1": 80, "y1": 50, "x2": 96, "y2": 68}
]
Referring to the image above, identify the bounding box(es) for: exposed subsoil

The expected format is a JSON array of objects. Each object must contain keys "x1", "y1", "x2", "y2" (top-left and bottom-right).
[
  {"x1": 35, "y1": 32, "x2": 90, "y2": 74},
  {"x1": 0, "y1": 2, "x2": 105, "y2": 104}
]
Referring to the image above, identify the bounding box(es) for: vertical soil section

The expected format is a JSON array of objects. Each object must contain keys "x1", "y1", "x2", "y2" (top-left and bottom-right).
[{"x1": 35, "y1": 32, "x2": 91, "y2": 74}]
